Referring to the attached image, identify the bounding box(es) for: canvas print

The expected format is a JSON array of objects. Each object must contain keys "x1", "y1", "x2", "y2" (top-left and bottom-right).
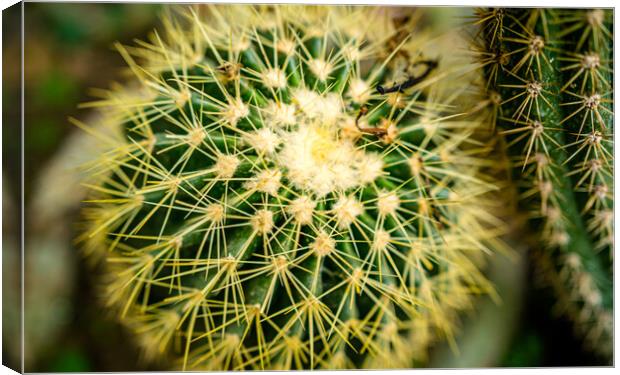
[{"x1": 1, "y1": 2, "x2": 613, "y2": 371}]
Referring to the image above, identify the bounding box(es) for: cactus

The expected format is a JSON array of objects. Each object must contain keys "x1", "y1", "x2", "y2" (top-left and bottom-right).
[
  {"x1": 77, "y1": 5, "x2": 505, "y2": 370},
  {"x1": 473, "y1": 8, "x2": 613, "y2": 357}
]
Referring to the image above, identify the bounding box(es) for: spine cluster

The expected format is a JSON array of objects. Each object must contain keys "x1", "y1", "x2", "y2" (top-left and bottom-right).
[
  {"x1": 77, "y1": 5, "x2": 504, "y2": 370},
  {"x1": 474, "y1": 8, "x2": 613, "y2": 356}
]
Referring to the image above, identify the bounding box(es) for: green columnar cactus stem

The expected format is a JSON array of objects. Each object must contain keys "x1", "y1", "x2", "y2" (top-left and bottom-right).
[
  {"x1": 77, "y1": 5, "x2": 503, "y2": 370},
  {"x1": 474, "y1": 8, "x2": 613, "y2": 357}
]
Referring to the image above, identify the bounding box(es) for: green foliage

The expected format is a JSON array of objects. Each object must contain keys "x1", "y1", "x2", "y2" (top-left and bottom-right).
[{"x1": 49, "y1": 348, "x2": 91, "y2": 372}]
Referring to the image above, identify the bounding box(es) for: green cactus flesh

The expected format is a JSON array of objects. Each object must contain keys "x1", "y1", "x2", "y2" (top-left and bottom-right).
[
  {"x1": 475, "y1": 8, "x2": 613, "y2": 356},
  {"x1": 78, "y1": 5, "x2": 503, "y2": 370}
]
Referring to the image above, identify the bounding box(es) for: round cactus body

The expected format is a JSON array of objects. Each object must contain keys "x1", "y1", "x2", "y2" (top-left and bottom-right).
[{"x1": 79, "y1": 5, "x2": 502, "y2": 370}]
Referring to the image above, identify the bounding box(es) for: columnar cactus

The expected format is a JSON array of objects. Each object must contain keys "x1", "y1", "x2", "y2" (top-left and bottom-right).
[
  {"x1": 474, "y1": 8, "x2": 613, "y2": 357},
  {"x1": 78, "y1": 5, "x2": 504, "y2": 370}
]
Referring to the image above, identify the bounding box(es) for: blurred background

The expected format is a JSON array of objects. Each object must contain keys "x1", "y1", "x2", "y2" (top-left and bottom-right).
[{"x1": 1, "y1": 2, "x2": 611, "y2": 372}]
